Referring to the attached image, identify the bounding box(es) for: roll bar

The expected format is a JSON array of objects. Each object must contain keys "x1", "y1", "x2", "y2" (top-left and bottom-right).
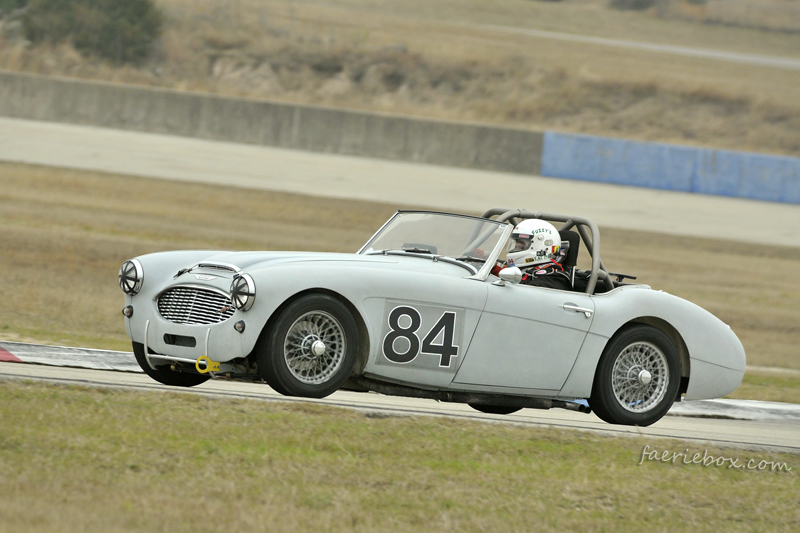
[{"x1": 480, "y1": 208, "x2": 611, "y2": 295}]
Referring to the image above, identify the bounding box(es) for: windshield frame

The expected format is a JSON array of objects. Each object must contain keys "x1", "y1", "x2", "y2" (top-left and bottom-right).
[{"x1": 358, "y1": 210, "x2": 513, "y2": 280}]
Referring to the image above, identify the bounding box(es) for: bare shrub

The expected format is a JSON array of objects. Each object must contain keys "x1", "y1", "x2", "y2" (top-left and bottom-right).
[
  {"x1": 0, "y1": 0, "x2": 28, "y2": 13},
  {"x1": 609, "y1": 0, "x2": 661, "y2": 11},
  {"x1": 23, "y1": 0, "x2": 163, "y2": 64}
]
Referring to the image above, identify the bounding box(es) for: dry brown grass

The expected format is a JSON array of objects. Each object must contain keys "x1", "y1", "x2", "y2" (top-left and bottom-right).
[
  {"x1": 663, "y1": 0, "x2": 800, "y2": 34},
  {"x1": 728, "y1": 373, "x2": 800, "y2": 404},
  {"x1": 1, "y1": 160, "x2": 799, "y2": 376},
  {"x1": 0, "y1": 380, "x2": 797, "y2": 532},
  {"x1": 1, "y1": 0, "x2": 799, "y2": 155},
  {"x1": 0, "y1": 161, "x2": 395, "y2": 350}
]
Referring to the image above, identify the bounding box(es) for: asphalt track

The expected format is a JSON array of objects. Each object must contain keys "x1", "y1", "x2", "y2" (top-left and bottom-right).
[
  {"x1": 2, "y1": 116, "x2": 799, "y2": 454},
  {"x1": 2, "y1": 116, "x2": 800, "y2": 248},
  {"x1": 1, "y1": 361, "x2": 798, "y2": 455}
]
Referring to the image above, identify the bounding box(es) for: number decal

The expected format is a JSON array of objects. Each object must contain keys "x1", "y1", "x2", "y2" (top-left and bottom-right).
[
  {"x1": 422, "y1": 312, "x2": 459, "y2": 367},
  {"x1": 383, "y1": 306, "x2": 422, "y2": 363},
  {"x1": 382, "y1": 306, "x2": 460, "y2": 367}
]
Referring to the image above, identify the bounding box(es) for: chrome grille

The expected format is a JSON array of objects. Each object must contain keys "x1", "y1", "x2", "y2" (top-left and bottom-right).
[{"x1": 157, "y1": 287, "x2": 235, "y2": 325}]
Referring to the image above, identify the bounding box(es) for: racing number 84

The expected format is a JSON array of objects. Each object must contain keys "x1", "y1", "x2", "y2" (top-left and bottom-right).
[{"x1": 382, "y1": 306, "x2": 459, "y2": 367}]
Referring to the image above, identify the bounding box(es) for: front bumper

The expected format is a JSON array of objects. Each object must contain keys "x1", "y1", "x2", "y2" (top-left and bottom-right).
[{"x1": 124, "y1": 296, "x2": 251, "y2": 365}]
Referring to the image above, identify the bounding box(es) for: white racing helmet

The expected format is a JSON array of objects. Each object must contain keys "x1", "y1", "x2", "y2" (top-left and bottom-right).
[{"x1": 506, "y1": 219, "x2": 561, "y2": 268}]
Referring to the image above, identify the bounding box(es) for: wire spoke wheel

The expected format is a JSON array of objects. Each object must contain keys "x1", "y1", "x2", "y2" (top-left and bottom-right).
[
  {"x1": 259, "y1": 294, "x2": 359, "y2": 399},
  {"x1": 283, "y1": 312, "x2": 346, "y2": 384},
  {"x1": 610, "y1": 342, "x2": 668, "y2": 412},
  {"x1": 590, "y1": 325, "x2": 680, "y2": 426}
]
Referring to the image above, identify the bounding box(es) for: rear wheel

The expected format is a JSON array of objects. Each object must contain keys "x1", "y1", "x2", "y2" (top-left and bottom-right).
[
  {"x1": 132, "y1": 342, "x2": 209, "y2": 387},
  {"x1": 589, "y1": 325, "x2": 680, "y2": 426},
  {"x1": 259, "y1": 294, "x2": 359, "y2": 398}
]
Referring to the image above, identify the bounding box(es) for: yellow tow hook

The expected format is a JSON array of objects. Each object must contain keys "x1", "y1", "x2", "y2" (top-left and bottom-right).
[{"x1": 196, "y1": 355, "x2": 221, "y2": 374}]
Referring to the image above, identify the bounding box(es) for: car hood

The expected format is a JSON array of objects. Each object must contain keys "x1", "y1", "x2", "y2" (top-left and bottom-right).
[
  {"x1": 170, "y1": 250, "x2": 478, "y2": 280},
  {"x1": 199, "y1": 251, "x2": 390, "y2": 271}
]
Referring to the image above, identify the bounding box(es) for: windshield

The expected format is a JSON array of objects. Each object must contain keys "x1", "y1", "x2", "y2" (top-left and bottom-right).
[{"x1": 359, "y1": 211, "x2": 510, "y2": 261}]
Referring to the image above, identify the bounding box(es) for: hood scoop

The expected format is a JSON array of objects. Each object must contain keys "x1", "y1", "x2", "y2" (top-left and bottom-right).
[
  {"x1": 174, "y1": 262, "x2": 242, "y2": 279},
  {"x1": 196, "y1": 262, "x2": 241, "y2": 273}
]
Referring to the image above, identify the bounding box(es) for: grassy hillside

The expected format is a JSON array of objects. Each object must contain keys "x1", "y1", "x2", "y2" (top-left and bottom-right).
[{"x1": 1, "y1": 0, "x2": 799, "y2": 156}]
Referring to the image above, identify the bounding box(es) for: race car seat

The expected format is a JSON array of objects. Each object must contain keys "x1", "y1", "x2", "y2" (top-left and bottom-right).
[
  {"x1": 558, "y1": 230, "x2": 581, "y2": 291},
  {"x1": 558, "y1": 230, "x2": 580, "y2": 268}
]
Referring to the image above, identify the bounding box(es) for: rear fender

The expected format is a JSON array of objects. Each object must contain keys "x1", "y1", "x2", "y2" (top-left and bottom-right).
[{"x1": 558, "y1": 287, "x2": 744, "y2": 399}]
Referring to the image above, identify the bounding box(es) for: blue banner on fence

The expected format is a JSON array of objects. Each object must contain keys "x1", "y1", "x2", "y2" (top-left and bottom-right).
[{"x1": 541, "y1": 132, "x2": 800, "y2": 204}]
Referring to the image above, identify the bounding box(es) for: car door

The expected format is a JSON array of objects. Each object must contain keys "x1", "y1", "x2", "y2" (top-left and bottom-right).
[
  {"x1": 452, "y1": 281, "x2": 595, "y2": 391},
  {"x1": 362, "y1": 268, "x2": 489, "y2": 389}
]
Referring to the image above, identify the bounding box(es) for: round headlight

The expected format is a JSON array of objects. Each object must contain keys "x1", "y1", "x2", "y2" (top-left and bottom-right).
[
  {"x1": 119, "y1": 259, "x2": 144, "y2": 295},
  {"x1": 230, "y1": 274, "x2": 256, "y2": 311}
]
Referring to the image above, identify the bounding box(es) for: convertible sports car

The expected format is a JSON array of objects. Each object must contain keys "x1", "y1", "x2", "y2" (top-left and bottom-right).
[{"x1": 119, "y1": 208, "x2": 745, "y2": 426}]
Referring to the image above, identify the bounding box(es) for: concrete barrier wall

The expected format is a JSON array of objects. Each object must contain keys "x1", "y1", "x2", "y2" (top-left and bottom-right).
[
  {"x1": 0, "y1": 70, "x2": 543, "y2": 175},
  {"x1": 3, "y1": 70, "x2": 799, "y2": 204},
  {"x1": 541, "y1": 131, "x2": 800, "y2": 204}
]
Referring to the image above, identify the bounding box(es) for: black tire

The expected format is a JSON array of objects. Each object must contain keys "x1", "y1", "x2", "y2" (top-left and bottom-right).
[
  {"x1": 589, "y1": 325, "x2": 680, "y2": 426},
  {"x1": 258, "y1": 294, "x2": 359, "y2": 399},
  {"x1": 468, "y1": 403, "x2": 522, "y2": 416},
  {"x1": 132, "y1": 342, "x2": 210, "y2": 387}
]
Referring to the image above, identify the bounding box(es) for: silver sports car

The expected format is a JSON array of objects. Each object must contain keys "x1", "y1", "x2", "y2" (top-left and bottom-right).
[{"x1": 119, "y1": 208, "x2": 745, "y2": 426}]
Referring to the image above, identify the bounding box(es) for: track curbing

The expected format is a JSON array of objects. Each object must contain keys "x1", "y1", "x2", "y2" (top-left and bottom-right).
[{"x1": 2, "y1": 341, "x2": 798, "y2": 422}]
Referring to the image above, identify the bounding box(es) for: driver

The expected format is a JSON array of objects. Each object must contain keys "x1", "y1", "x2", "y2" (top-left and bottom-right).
[{"x1": 492, "y1": 219, "x2": 573, "y2": 291}]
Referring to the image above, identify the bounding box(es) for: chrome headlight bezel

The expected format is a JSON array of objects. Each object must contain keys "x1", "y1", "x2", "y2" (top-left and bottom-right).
[
  {"x1": 230, "y1": 274, "x2": 256, "y2": 311},
  {"x1": 119, "y1": 259, "x2": 144, "y2": 295}
]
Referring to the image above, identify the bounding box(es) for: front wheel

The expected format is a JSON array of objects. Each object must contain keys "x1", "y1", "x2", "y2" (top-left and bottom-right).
[
  {"x1": 258, "y1": 294, "x2": 359, "y2": 398},
  {"x1": 589, "y1": 325, "x2": 680, "y2": 426},
  {"x1": 132, "y1": 342, "x2": 209, "y2": 387}
]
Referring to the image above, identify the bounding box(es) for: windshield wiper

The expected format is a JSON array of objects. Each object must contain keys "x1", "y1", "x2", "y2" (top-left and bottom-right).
[
  {"x1": 366, "y1": 249, "x2": 433, "y2": 256},
  {"x1": 366, "y1": 250, "x2": 478, "y2": 274},
  {"x1": 455, "y1": 255, "x2": 487, "y2": 264}
]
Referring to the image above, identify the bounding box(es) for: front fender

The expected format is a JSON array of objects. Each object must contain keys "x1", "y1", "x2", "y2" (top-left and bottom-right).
[{"x1": 238, "y1": 259, "x2": 488, "y2": 366}]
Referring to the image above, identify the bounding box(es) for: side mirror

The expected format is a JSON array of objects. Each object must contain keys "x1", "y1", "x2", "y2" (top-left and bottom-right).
[{"x1": 498, "y1": 266, "x2": 522, "y2": 285}]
